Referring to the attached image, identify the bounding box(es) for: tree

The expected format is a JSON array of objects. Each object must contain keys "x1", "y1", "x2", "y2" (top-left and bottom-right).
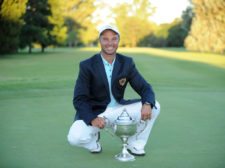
[
  {"x1": 20, "y1": 0, "x2": 54, "y2": 53},
  {"x1": 166, "y1": 7, "x2": 193, "y2": 47},
  {"x1": 181, "y1": 6, "x2": 193, "y2": 33},
  {"x1": 78, "y1": 20, "x2": 98, "y2": 46},
  {"x1": 138, "y1": 33, "x2": 167, "y2": 47},
  {"x1": 0, "y1": 0, "x2": 27, "y2": 54},
  {"x1": 64, "y1": 17, "x2": 81, "y2": 47},
  {"x1": 167, "y1": 19, "x2": 189, "y2": 47},
  {"x1": 138, "y1": 17, "x2": 189, "y2": 47},
  {"x1": 48, "y1": 0, "x2": 67, "y2": 45},
  {"x1": 185, "y1": 0, "x2": 225, "y2": 53},
  {"x1": 63, "y1": 0, "x2": 96, "y2": 46},
  {"x1": 138, "y1": 23, "x2": 173, "y2": 47},
  {"x1": 114, "y1": 0, "x2": 155, "y2": 47}
]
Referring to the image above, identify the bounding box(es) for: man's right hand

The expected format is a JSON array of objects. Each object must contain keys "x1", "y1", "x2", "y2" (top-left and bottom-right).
[{"x1": 91, "y1": 117, "x2": 105, "y2": 129}]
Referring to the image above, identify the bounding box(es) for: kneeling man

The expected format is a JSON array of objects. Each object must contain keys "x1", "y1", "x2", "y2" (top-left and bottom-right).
[{"x1": 67, "y1": 25, "x2": 160, "y2": 156}]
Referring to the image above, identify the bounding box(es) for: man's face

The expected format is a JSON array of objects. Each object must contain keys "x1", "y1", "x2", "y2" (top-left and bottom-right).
[{"x1": 99, "y1": 30, "x2": 119, "y2": 56}]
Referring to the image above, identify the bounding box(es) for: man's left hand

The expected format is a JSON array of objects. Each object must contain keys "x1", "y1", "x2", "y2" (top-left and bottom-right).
[{"x1": 141, "y1": 104, "x2": 152, "y2": 121}]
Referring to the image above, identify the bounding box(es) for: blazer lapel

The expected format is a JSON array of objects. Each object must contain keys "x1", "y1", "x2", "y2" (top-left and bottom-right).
[
  {"x1": 112, "y1": 54, "x2": 122, "y2": 85},
  {"x1": 95, "y1": 54, "x2": 110, "y2": 94}
]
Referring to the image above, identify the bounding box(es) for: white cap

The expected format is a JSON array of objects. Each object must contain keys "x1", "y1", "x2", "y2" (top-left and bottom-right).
[{"x1": 98, "y1": 25, "x2": 120, "y2": 37}]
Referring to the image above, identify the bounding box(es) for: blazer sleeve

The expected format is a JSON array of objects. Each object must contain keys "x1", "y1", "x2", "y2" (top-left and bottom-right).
[
  {"x1": 73, "y1": 62, "x2": 96, "y2": 125},
  {"x1": 128, "y1": 58, "x2": 155, "y2": 107}
]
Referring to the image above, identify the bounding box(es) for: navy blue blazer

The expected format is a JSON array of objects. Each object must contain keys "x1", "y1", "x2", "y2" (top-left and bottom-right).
[{"x1": 73, "y1": 53, "x2": 155, "y2": 125}]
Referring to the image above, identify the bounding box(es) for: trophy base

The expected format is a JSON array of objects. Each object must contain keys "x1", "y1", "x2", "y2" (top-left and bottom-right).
[{"x1": 115, "y1": 152, "x2": 135, "y2": 162}]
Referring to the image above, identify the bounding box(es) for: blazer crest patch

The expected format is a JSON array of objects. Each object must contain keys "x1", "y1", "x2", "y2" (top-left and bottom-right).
[{"x1": 119, "y1": 78, "x2": 127, "y2": 86}]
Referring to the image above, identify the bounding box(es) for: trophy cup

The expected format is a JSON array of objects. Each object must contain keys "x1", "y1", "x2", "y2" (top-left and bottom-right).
[{"x1": 113, "y1": 108, "x2": 137, "y2": 162}]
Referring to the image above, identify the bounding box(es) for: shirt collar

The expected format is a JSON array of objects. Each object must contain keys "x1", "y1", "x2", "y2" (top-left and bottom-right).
[{"x1": 100, "y1": 54, "x2": 116, "y2": 66}]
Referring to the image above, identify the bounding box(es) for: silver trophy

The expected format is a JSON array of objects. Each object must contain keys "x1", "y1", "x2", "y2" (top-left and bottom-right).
[{"x1": 113, "y1": 108, "x2": 137, "y2": 162}]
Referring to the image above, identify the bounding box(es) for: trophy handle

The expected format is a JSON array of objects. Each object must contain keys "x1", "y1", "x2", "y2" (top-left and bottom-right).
[
  {"x1": 103, "y1": 116, "x2": 115, "y2": 137},
  {"x1": 135, "y1": 120, "x2": 148, "y2": 140}
]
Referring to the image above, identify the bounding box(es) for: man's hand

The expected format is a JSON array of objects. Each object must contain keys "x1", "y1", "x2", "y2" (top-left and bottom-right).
[
  {"x1": 141, "y1": 104, "x2": 152, "y2": 121},
  {"x1": 91, "y1": 117, "x2": 105, "y2": 129}
]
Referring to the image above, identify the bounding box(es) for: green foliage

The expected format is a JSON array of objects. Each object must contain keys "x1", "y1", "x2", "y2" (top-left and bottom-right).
[
  {"x1": 138, "y1": 6, "x2": 193, "y2": 48},
  {"x1": 138, "y1": 22, "x2": 179, "y2": 47},
  {"x1": 0, "y1": 19, "x2": 21, "y2": 54},
  {"x1": 167, "y1": 21, "x2": 188, "y2": 47},
  {"x1": 0, "y1": 0, "x2": 27, "y2": 54},
  {"x1": 63, "y1": 0, "x2": 96, "y2": 47},
  {"x1": 129, "y1": 0, "x2": 155, "y2": 20},
  {"x1": 0, "y1": 0, "x2": 28, "y2": 21},
  {"x1": 138, "y1": 33, "x2": 167, "y2": 47},
  {"x1": 48, "y1": 0, "x2": 67, "y2": 45},
  {"x1": 78, "y1": 20, "x2": 98, "y2": 46},
  {"x1": 118, "y1": 17, "x2": 154, "y2": 47},
  {"x1": 185, "y1": 0, "x2": 225, "y2": 53},
  {"x1": 20, "y1": 0, "x2": 54, "y2": 53},
  {"x1": 155, "y1": 23, "x2": 172, "y2": 38},
  {"x1": 114, "y1": 0, "x2": 155, "y2": 47},
  {"x1": 181, "y1": 6, "x2": 193, "y2": 33},
  {"x1": 64, "y1": 17, "x2": 81, "y2": 47}
]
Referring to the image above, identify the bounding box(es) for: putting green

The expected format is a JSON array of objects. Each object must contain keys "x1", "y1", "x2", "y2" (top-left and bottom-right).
[{"x1": 0, "y1": 48, "x2": 225, "y2": 168}]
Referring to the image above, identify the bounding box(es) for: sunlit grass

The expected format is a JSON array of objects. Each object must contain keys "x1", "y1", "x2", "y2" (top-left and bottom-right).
[{"x1": 82, "y1": 47, "x2": 225, "y2": 69}]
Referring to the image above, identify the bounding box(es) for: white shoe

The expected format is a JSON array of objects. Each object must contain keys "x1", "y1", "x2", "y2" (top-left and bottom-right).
[
  {"x1": 127, "y1": 145, "x2": 145, "y2": 156},
  {"x1": 89, "y1": 142, "x2": 102, "y2": 153}
]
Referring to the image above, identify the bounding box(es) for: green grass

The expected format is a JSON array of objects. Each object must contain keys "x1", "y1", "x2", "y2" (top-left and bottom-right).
[{"x1": 0, "y1": 47, "x2": 225, "y2": 168}]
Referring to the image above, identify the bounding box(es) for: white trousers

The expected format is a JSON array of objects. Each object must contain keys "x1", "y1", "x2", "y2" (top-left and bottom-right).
[{"x1": 67, "y1": 101, "x2": 160, "y2": 151}]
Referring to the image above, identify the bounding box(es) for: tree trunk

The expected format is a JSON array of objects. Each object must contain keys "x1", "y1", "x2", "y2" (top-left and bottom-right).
[
  {"x1": 41, "y1": 45, "x2": 45, "y2": 53},
  {"x1": 28, "y1": 45, "x2": 32, "y2": 53}
]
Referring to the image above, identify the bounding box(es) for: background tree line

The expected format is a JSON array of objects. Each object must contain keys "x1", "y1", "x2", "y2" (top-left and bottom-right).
[
  {"x1": 0, "y1": 0, "x2": 224, "y2": 55},
  {"x1": 0, "y1": 0, "x2": 96, "y2": 54}
]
